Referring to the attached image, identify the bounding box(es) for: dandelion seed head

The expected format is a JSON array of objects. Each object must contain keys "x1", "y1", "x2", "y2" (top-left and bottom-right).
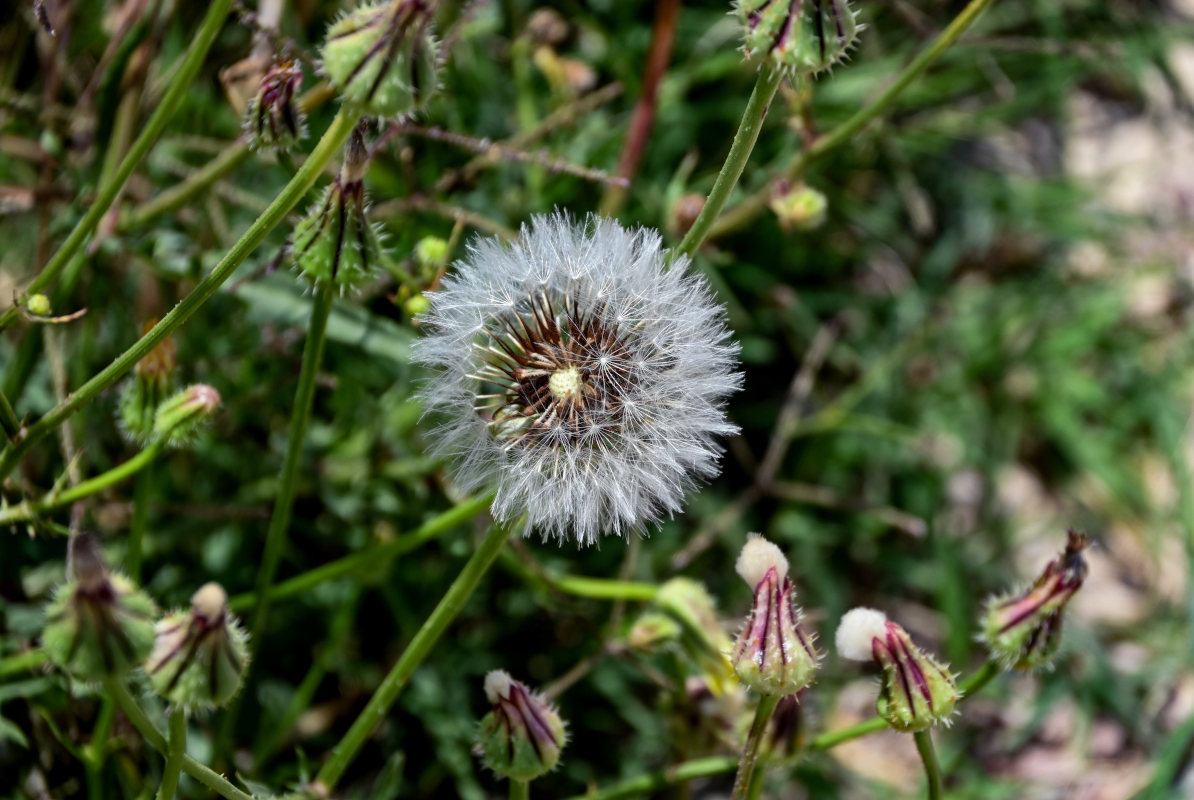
[
  {"x1": 414, "y1": 213, "x2": 742, "y2": 546},
  {"x1": 836, "y1": 607, "x2": 889, "y2": 662}
]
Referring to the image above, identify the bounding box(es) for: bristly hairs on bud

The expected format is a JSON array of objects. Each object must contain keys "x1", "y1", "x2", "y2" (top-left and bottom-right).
[
  {"x1": 118, "y1": 321, "x2": 178, "y2": 445},
  {"x1": 244, "y1": 58, "x2": 306, "y2": 152},
  {"x1": 291, "y1": 122, "x2": 386, "y2": 291},
  {"x1": 476, "y1": 670, "x2": 568, "y2": 782},
  {"x1": 736, "y1": 0, "x2": 862, "y2": 79},
  {"x1": 152, "y1": 384, "x2": 221, "y2": 449}
]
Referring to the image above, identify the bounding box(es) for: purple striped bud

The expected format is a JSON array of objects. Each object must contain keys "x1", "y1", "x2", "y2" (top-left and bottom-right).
[{"x1": 477, "y1": 671, "x2": 567, "y2": 781}]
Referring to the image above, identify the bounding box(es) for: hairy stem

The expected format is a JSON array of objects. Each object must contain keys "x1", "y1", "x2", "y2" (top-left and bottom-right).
[
  {"x1": 675, "y1": 65, "x2": 783, "y2": 260},
  {"x1": 0, "y1": 0, "x2": 234, "y2": 332},
  {"x1": 914, "y1": 730, "x2": 944, "y2": 800},
  {"x1": 0, "y1": 106, "x2": 361, "y2": 484},
  {"x1": 708, "y1": 0, "x2": 998, "y2": 239},
  {"x1": 731, "y1": 694, "x2": 780, "y2": 800},
  {"x1": 156, "y1": 710, "x2": 187, "y2": 800},
  {"x1": 313, "y1": 521, "x2": 511, "y2": 791}
]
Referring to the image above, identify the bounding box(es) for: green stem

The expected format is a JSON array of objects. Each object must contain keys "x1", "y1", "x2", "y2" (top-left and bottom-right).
[
  {"x1": 249, "y1": 281, "x2": 335, "y2": 644},
  {"x1": 0, "y1": 0, "x2": 234, "y2": 332},
  {"x1": 127, "y1": 467, "x2": 154, "y2": 581},
  {"x1": 958, "y1": 658, "x2": 1000, "y2": 697},
  {"x1": 675, "y1": 65, "x2": 783, "y2": 260},
  {"x1": 0, "y1": 388, "x2": 20, "y2": 440},
  {"x1": 709, "y1": 0, "x2": 997, "y2": 239},
  {"x1": 105, "y1": 679, "x2": 254, "y2": 800},
  {"x1": 0, "y1": 650, "x2": 47, "y2": 678},
  {"x1": 0, "y1": 442, "x2": 164, "y2": 528},
  {"x1": 731, "y1": 694, "x2": 779, "y2": 800},
  {"x1": 156, "y1": 710, "x2": 186, "y2": 800},
  {"x1": 807, "y1": 715, "x2": 888, "y2": 750},
  {"x1": 913, "y1": 730, "x2": 943, "y2": 800},
  {"x1": 313, "y1": 522, "x2": 511, "y2": 792},
  {"x1": 510, "y1": 779, "x2": 530, "y2": 800},
  {"x1": 226, "y1": 492, "x2": 495, "y2": 613},
  {"x1": 552, "y1": 574, "x2": 659, "y2": 601},
  {"x1": 0, "y1": 106, "x2": 361, "y2": 484}
]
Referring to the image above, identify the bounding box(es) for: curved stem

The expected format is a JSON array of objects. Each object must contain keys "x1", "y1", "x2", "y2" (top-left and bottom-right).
[
  {"x1": 708, "y1": 0, "x2": 998, "y2": 239},
  {"x1": 156, "y1": 710, "x2": 186, "y2": 800},
  {"x1": 313, "y1": 521, "x2": 511, "y2": 792},
  {"x1": 958, "y1": 658, "x2": 1000, "y2": 697},
  {"x1": 913, "y1": 730, "x2": 943, "y2": 800},
  {"x1": 510, "y1": 779, "x2": 530, "y2": 800},
  {"x1": 675, "y1": 65, "x2": 783, "y2": 260},
  {"x1": 249, "y1": 280, "x2": 335, "y2": 644},
  {"x1": 0, "y1": 0, "x2": 234, "y2": 332},
  {"x1": 731, "y1": 694, "x2": 779, "y2": 800},
  {"x1": 105, "y1": 679, "x2": 254, "y2": 800},
  {"x1": 0, "y1": 106, "x2": 361, "y2": 484}
]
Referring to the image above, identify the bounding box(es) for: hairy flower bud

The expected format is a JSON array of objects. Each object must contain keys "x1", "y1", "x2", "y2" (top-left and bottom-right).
[
  {"x1": 770, "y1": 181, "x2": 827, "y2": 231},
  {"x1": 656, "y1": 578, "x2": 736, "y2": 692},
  {"x1": 292, "y1": 125, "x2": 383, "y2": 288},
  {"x1": 836, "y1": 608, "x2": 958, "y2": 732},
  {"x1": 737, "y1": 0, "x2": 860, "y2": 77},
  {"x1": 731, "y1": 534, "x2": 820, "y2": 696},
  {"x1": 42, "y1": 533, "x2": 158, "y2": 680},
  {"x1": 152, "y1": 384, "x2": 220, "y2": 448},
  {"x1": 321, "y1": 0, "x2": 440, "y2": 118},
  {"x1": 245, "y1": 59, "x2": 306, "y2": 152},
  {"x1": 118, "y1": 323, "x2": 178, "y2": 444},
  {"x1": 145, "y1": 582, "x2": 250, "y2": 710},
  {"x1": 981, "y1": 531, "x2": 1091, "y2": 670},
  {"x1": 477, "y1": 671, "x2": 567, "y2": 781}
]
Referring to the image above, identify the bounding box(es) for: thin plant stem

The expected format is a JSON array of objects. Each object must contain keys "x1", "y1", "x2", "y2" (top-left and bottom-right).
[
  {"x1": 226, "y1": 492, "x2": 495, "y2": 612},
  {"x1": 914, "y1": 730, "x2": 944, "y2": 800},
  {"x1": 0, "y1": 442, "x2": 164, "y2": 528},
  {"x1": 249, "y1": 280, "x2": 335, "y2": 644},
  {"x1": 708, "y1": 0, "x2": 998, "y2": 239},
  {"x1": 675, "y1": 65, "x2": 784, "y2": 260},
  {"x1": 313, "y1": 521, "x2": 511, "y2": 792},
  {"x1": 958, "y1": 658, "x2": 1000, "y2": 696},
  {"x1": 105, "y1": 679, "x2": 255, "y2": 800},
  {"x1": 0, "y1": 106, "x2": 361, "y2": 484},
  {"x1": 510, "y1": 779, "x2": 530, "y2": 800},
  {"x1": 156, "y1": 710, "x2": 187, "y2": 800},
  {"x1": 731, "y1": 694, "x2": 780, "y2": 800},
  {"x1": 807, "y1": 715, "x2": 888, "y2": 750},
  {"x1": 0, "y1": 388, "x2": 20, "y2": 440},
  {"x1": 551, "y1": 574, "x2": 659, "y2": 601},
  {"x1": 0, "y1": 0, "x2": 234, "y2": 332},
  {"x1": 0, "y1": 650, "x2": 47, "y2": 678},
  {"x1": 127, "y1": 467, "x2": 154, "y2": 581}
]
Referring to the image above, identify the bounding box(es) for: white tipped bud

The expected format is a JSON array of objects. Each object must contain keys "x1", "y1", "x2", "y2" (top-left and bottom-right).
[
  {"x1": 484, "y1": 669, "x2": 513, "y2": 704},
  {"x1": 835, "y1": 607, "x2": 888, "y2": 661},
  {"x1": 735, "y1": 533, "x2": 788, "y2": 587},
  {"x1": 191, "y1": 582, "x2": 227, "y2": 625}
]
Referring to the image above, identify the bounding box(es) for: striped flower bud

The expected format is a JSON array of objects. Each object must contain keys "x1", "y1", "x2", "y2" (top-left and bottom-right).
[
  {"x1": 730, "y1": 534, "x2": 820, "y2": 696},
  {"x1": 321, "y1": 0, "x2": 440, "y2": 118},
  {"x1": 145, "y1": 583, "x2": 250, "y2": 710},
  {"x1": 477, "y1": 671, "x2": 567, "y2": 781},
  {"x1": 292, "y1": 125, "x2": 383, "y2": 289},
  {"x1": 737, "y1": 0, "x2": 860, "y2": 78},
  {"x1": 836, "y1": 608, "x2": 958, "y2": 732},
  {"x1": 244, "y1": 59, "x2": 306, "y2": 152},
  {"x1": 981, "y1": 530, "x2": 1091, "y2": 670},
  {"x1": 42, "y1": 533, "x2": 158, "y2": 680},
  {"x1": 152, "y1": 384, "x2": 220, "y2": 448},
  {"x1": 118, "y1": 323, "x2": 177, "y2": 444}
]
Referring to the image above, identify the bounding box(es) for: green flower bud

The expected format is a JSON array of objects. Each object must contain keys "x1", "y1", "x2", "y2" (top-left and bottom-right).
[
  {"x1": 981, "y1": 531, "x2": 1090, "y2": 670},
  {"x1": 152, "y1": 384, "x2": 220, "y2": 448},
  {"x1": 245, "y1": 59, "x2": 306, "y2": 152},
  {"x1": 118, "y1": 323, "x2": 178, "y2": 444},
  {"x1": 627, "y1": 610, "x2": 682, "y2": 650},
  {"x1": 731, "y1": 534, "x2": 820, "y2": 697},
  {"x1": 145, "y1": 583, "x2": 250, "y2": 710},
  {"x1": 42, "y1": 533, "x2": 158, "y2": 680},
  {"x1": 737, "y1": 0, "x2": 860, "y2": 78},
  {"x1": 413, "y1": 236, "x2": 449, "y2": 271},
  {"x1": 656, "y1": 577, "x2": 736, "y2": 693},
  {"x1": 477, "y1": 671, "x2": 566, "y2": 782},
  {"x1": 769, "y1": 181, "x2": 827, "y2": 231},
  {"x1": 836, "y1": 608, "x2": 958, "y2": 732},
  {"x1": 292, "y1": 125, "x2": 383, "y2": 288},
  {"x1": 321, "y1": 1, "x2": 440, "y2": 118},
  {"x1": 26, "y1": 294, "x2": 52, "y2": 316}
]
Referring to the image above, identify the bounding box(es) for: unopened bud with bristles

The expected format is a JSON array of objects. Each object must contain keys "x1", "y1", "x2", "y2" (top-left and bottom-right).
[
  {"x1": 477, "y1": 671, "x2": 567, "y2": 782},
  {"x1": 245, "y1": 59, "x2": 306, "y2": 152},
  {"x1": 730, "y1": 534, "x2": 820, "y2": 696},
  {"x1": 152, "y1": 384, "x2": 220, "y2": 448},
  {"x1": 981, "y1": 530, "x2": 1091, "y2": 670},
  {"x1": 291, "y1": 124, "x2": 384, "y2": 289},
  {"x1": 41, "y1": 533, "x2": 158, "y2": 681},
  {"x1": 836, "y1": 608, "x2": 958, "y2": 732},
  {"x1": 321, "y1": 0, "x2": 440, "y2": 118},
  {"x1": 736, "y1": 0, "x2": 860, "y2": 78},
  {"x1": 145, "y1": 582, "x2": 250, "y2": 710},
  {"x1": 118, "y1": 322, "x2": 178, "y2": 444}
]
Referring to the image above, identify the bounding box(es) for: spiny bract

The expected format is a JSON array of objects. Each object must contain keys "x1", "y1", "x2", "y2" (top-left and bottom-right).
[{"x1": 413, "y1": 213, "x2": 741, "y2": 546}]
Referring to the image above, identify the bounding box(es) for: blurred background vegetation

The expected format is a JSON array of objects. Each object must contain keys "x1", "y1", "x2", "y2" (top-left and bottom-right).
[{"x1": 3, "y1": 0, "x2": 1194, "y2": 797}]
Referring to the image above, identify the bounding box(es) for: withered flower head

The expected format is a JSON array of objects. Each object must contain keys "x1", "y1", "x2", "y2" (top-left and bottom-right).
[{"x1": 245, "y1": 59, "x2": 306, "y2": 152}]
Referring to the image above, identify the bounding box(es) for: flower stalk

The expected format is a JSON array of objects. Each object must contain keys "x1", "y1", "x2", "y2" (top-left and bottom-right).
[
  {"x1": 914, "y1": 730, "x2": 943, "y2": 800},
  {"x1": 156, "y1": 710, "x2": 187, "y2": 800},
  {"x1": 731, "y1": 694, "x2": 780, "y2": 800}
]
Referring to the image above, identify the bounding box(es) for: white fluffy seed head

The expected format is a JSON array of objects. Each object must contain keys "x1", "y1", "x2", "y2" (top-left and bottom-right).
[
  {"x1": 412, "y1": 212, "x2": 742, "y2": 546},
  {"x1": 835, "y1": 607, "x2": 888, "y2": 661},
  {"x1": 484, "y1": 669, "x2": 514, "y2": 703},
  {"x1": 735, "y1": 533, "x2": 788, "y2": 587}
]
